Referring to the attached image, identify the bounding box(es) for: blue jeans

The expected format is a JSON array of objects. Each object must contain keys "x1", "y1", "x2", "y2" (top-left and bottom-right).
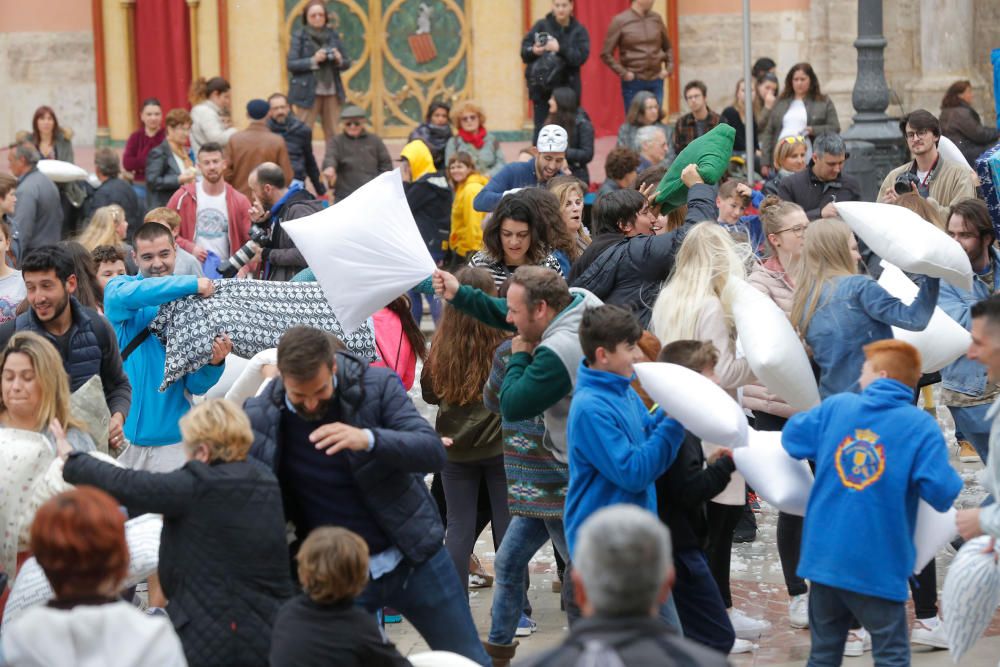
[
  {"x1": 948, "y1": 403, "x2": 991, "y2": 463},
  {"x1": 488, "y1": 516, "x2": 572, "y2": 645},
  {"x1": 621, "y1": 78, "x2": 664, "y2": 113},
  {"x1": 408, "y1": 288, "x2": 441, "y2": 325},
  {"x1": 673, "y1": 548, "x2": 735, "y2": 652},
  {"x1": 807, "y1": 582, "x2": 909, "y2": 667},
  {"x1": 131, "y1": 183, "x2": 147, "y2": 203},
  {"x1": 356, "y1": 546, "x2": 489, "y2": 666}
]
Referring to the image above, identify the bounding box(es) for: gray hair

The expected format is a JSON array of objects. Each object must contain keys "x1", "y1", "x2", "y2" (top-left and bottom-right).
[
  {"x1": 94, "y1": 148, "x2": 120, "y2": 178},
  {"x1": 636, "y1": 125, "x2": 666, "y2": 148},
  {"x1": 813, "y1": 132, "x2": 847, "y2": 157},
  {"x1": 574, "y1": 504, "x2": 672, "y2": 617},
  {"x1": 10, "y1": 141, "x2": 41, "y2": 167}
]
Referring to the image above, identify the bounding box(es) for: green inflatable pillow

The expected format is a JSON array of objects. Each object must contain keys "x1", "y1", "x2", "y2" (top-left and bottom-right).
[{"x1": 653, "y1": 123, "x2": 736, "y2": 212}]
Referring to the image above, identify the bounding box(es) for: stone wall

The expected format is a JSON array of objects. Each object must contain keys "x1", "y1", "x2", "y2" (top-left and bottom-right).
[{"x1": 0, "y1": 31, "x2": 97, "y2": 147}]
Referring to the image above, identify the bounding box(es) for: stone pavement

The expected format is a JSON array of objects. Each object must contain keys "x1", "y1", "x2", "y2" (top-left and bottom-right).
[{"x1": 392, "y1": 378, "x2": 1000, "y2": 665}]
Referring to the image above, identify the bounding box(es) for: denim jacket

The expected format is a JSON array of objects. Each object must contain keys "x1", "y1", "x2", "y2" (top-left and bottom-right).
[
  {"x1": 938, "y1": 247, "x2": 1000, "y2": 396},
  {"x1": 803, "y1": 274, "x2": 939, "y2": 398}
]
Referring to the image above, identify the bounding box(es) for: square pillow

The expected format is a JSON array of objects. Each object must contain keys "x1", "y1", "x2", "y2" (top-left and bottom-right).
[{"x1": 653, "y1": 123, "x2": 736, "y2": 212}]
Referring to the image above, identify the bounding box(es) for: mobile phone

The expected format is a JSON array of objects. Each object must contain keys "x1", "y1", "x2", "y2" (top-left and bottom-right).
[{"x1": 535, "y1": 32, "x2": 549, "y2": 47}]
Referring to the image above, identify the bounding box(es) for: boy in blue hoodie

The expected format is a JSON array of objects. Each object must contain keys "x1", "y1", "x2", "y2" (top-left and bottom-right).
[
  {"x1": 716, "y1": 180, "x2": 766, "y2": 258},
  {"x1": 782, "y1": 339, "x2": 962, "y2": 666},
  {"x1": 565, "y1": 304, "x2": 685, "y2": 628}
]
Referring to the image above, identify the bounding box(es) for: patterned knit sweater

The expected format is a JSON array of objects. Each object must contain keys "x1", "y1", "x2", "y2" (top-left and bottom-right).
[{"x1": 485, "y1": 339, "x2": 568, "y2": 519}]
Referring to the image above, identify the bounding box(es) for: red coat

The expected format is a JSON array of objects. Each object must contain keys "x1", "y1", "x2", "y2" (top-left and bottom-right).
[{"x1": 166, "y1": 182, "x2": 252, "y2": 257}]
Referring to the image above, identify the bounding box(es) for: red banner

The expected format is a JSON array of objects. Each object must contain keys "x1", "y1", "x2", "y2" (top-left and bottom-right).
[{"x1": 134, "y1": 0, "x2": 192, "y2": 113}]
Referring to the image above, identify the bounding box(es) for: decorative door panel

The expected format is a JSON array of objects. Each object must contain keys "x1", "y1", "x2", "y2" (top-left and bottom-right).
[{"x1": 283, "y1": 0, "x2": 472, "y2": 137}]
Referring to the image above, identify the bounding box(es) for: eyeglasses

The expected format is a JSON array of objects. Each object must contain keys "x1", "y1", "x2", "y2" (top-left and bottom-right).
[
  {"x1": 774, "y1": 224, "x2": 808, "y2": 237},
  {"x1": 781, "y1": 136, "x2": 806, "y2": 145},
  {"x1": 905, "y1": 129, "x2": 931, "y2": 140},
  {"x1": 460, "y1": 115, "x2": 478, "y2": 122},
  {"x1": 344, "y1": 120, "x2": 363, "y2": 127}
]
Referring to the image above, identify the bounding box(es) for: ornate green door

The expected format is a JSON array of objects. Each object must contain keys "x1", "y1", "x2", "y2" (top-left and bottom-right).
[{"x1": 283, "y1": 0, "x2": 472, "y2": 138}]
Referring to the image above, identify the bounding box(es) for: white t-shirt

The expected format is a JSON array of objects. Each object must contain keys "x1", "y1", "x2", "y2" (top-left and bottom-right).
[
  {"x1": 195, "y1": 181, "x2": 230, "y2": 260},
  {"x1": 0, "y1": 271, "x2": 26, "y2": 324}
]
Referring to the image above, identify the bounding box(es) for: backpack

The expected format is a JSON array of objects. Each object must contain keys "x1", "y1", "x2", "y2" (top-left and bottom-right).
[
  {"x1": 284, "y1": 198, "x2": 327, "y2": 221},
  {"x1": 526, "y1": 53, "x2": 566, "y2": 101}
]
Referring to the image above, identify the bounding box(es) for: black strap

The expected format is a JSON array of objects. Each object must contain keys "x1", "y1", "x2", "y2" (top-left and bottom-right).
[{"x1": 121, "y1": 327, "x2": 151, "y2": 362}]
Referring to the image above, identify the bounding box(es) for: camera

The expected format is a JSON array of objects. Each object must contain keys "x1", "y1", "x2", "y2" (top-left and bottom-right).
[
  {"x1": 535, "y1": 32, "x2": 550, "y2": 47},
  {"x1": 218, "y1": 223, "x2": 270, "y2": 278},
  {"x1": 326, "y1": 48, "x2": 337, "y2": 60},
  {"x1": 893, "y1": 172, "x2": 921, "y2": 196}
]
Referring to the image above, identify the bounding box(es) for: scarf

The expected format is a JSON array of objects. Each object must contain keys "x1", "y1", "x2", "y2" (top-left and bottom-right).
[
  {"x1": 305, "y1": 25, "x2": 335, "y2": 89},
  {"x1": 458, "y1": 125, "x2": 487, "y2": 150}
]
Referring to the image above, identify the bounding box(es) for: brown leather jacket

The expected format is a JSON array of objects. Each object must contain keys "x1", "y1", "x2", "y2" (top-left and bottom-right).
[
  {"x1": 224, "y1": 121, "x2": 294, "y2": 200},
  {"x1": 600, "y1": 7, "x2": 672, "y2": 81}
]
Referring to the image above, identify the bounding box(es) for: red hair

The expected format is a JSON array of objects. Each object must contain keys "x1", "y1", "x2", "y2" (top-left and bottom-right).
[
  {"x1": 30, "y1": 486, "x2": 129, "y2": 598},
  {"x1": 863, "y1": 339, "x2": 922, "y2": 389},
  {"x1": 31, "y1": 106, "x2": 61, "y2": 144}
]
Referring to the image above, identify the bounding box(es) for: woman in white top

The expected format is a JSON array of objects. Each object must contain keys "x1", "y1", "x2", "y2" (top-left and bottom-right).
[{"x1": 760, "y1": 63, "x2": 840, "y2": 172}]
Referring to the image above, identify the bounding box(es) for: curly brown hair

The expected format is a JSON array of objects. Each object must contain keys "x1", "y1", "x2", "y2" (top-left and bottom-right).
[{"x1": 482, "y1": 190, "x2": 557, "y2": 266}]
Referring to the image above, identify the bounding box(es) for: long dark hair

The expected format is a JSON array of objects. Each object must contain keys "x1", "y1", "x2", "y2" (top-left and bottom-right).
[
  {"x1": 58, "y1": 241, "x2": 103, "y2": 309},
  {"x1": 941, "y1": 80, "x2": 971, "y2": 109},
  {"x1": 780, "y1": 62, "x2": 825, "y2": 101},
  {"x1": 426, "y1": 267, "x2": 508, "y2": 405},
  {"x1": 425, "y1": 101, "x2": 451, "y2": 125},
  {"x1": 31, "y1": 106, "x2": 61, "y2": 145},
  {"x1": 545, "y1": 87, "x2": 579, "y2": 142},
  {"x1": 384, "y1": 294, "x2": 427, "y2": 361},
  {"x1": 482, "y1": 190, "x2": 556, "y2": 266}
]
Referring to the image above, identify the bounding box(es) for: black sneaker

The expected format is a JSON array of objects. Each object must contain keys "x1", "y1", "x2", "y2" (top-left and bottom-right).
[{"x1": 733, "y1": 505, "x2": 758, "y2": 543}]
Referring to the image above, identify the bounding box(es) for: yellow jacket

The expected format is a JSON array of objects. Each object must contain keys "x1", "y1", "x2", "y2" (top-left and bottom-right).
[{"x1": 449, "y1": 173, "x2": 489, "y2": 257}]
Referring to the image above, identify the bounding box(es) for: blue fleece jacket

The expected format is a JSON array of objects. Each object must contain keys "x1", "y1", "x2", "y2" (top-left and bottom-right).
[
  {"x1": 472, "y1": 160, "x2": 540, "y2": 212},
  {"x1": 103, "y1": 274, "x2": 225, "y2": 446},
  {"x1": 782, "y1": 378, "x2": 962, "y2": 602},
  {"x1": 565, "y1": 361, "x2": 685, "y2": 555}
]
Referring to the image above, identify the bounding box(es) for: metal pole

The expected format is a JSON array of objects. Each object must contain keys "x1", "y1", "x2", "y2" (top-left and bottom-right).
[{"x1": 742, "y1": 0, "x2": 754, "y2": 184}]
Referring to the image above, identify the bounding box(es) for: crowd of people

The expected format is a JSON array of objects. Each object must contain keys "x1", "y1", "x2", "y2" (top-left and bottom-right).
[{"x1": 0, "y1": 0, "x2": 999, "y2": 665}]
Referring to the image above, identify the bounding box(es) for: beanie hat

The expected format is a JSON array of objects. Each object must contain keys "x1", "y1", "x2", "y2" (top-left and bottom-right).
[
  {"x1": 536, "y1": 125, "x2": 569, "y2": 153},
  {"x1": 246, "y1": 99, "x2": 270, "y2": 120}
]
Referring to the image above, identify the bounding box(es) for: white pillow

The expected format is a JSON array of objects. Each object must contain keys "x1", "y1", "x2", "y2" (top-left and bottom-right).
[
  {"x1": 942, "y1": 535, "x2": 1000, "y2": 662},
  {"x1": 877, "y1": 261, "x2": 971, "y2": 372},
  {"x1": 733, "y1": 428, "x2": 813, "y2": 516},
  {"x1": 408, "y1": 652, "x2": 482, "y2": 667},
  {"x1": 730, "y1": 280, "x2": 820, "y2": 412},
  {"x1": 634, "y1": 362, "x2": 748, "y2": 449},
  {"x1": 938, "y1": 135, "x2": 970, "y2": 169},
  {"x1": 205, "y1": 353, "x2": 250, "y2": 399},
  {"x1": 283, "y1": 170, "x2": 437, "y2": 333},
  {"x1": 836, "y1": 201, "x2": 973, "y2": 291},
  {"x1": 912, "y1": 500, "x2": 956, "y2": 574},
  {"x1": 36, "y1": 159, "x2": 88, "y2": 183}
]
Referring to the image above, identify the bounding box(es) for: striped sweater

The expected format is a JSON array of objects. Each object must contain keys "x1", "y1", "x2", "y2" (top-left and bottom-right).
[{"x1": 485, "y1": 339, "x2": 568, "y2": 519}]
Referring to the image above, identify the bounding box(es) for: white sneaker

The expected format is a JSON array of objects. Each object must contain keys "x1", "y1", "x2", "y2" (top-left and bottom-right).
[
  {"x1": 843, "y1": 628, "x2": 872, "y2": 657},
  {"x1": 728, "y1": 607, "x2": 771, "y2": 641},
  {"x1": 788, "y1": 593, "x2": 809, "y2": 629},
  {"x1": 730, "y1": 638, "x2": 756, "y2": 654},
  {"x1": 911, "y1": 616, "x2": 949, "y2": 649}
]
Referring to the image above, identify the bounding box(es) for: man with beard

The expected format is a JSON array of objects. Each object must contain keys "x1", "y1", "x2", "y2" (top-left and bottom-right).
[
  {"x1": 0, "y1": 245, "x2": 131, "y2": 450},
  {"x1": 473, "y1": 125, "x2": 569, "y2": 213},
  {"x1": 103, "y1": 221, "x2": 232, "y2": 471},
  {"x1": 247, "y1": 162, "x2": 320, "y2": 281},
  {"x1": 267, "y1": 93, "x2": 326, "y2": 197},
  {"x1": 167, "y1": 142, "x2": 252, "y2": 273},
  {"x1": 245, "y1": 326, "x2": 490, "y2": 666}
]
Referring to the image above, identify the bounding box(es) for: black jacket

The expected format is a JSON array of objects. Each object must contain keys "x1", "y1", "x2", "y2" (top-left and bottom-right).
[
  {"x1": 286, "y1": 28, "x2": 351, "y2": 108},
  {"x1": 404, "y1": 171, "x2": 452, "y2": 263},
  {"x1": 656, "y1": 432, "x2": 735, "y2": 551},
  {"x1": 262, "y1": 188, "x2": 320, "y2": 281},
  {"x1": 519, "y1": 615, "x2": 730, "y2": 667},
  {"x1": 566, "y1": 108, "x2": 595, "y2": 184},
  {"x1": 145, "y1": 139, "x2": 185, "y2": 210},
  {"x1": 775, "y1": 166, "x2": 862, "y2": 221},
  {"x1": 520, "y1": 13, "x2": 591, "y2": 98},
  {"x1": 63, "y1": 454, "x2": 294, "y2": 667},
  {"x1": 270, "y1": 595, "x2": 411, "y2": 667},
  {"x1": 245, "y1": 351, "x2": 446, "y2": 564},
  {"x1": 940, "y1": 102, "x2": 1000, "y2": 167},
  {"x1": 267, "y1": 116, "x2": 326, "y2": 196},
  {"x1": 83, "y1": 177, "x2": 143, "y2": 240},
  {"x1": 0, "y1": 297, "x2": 131, "y2": 418},
  {"x1": 570, "y1": 183, "x2": 717, "y2": 328}
]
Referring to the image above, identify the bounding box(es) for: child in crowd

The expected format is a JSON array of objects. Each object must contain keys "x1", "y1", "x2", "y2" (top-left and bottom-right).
[
  {"x1": 716, "y1": 180, "x2": 766, "y2": 257},
  {"x1": 781, "y1": 340, "x2": 962, "y2": 665},
  {"x1": 269, "y1": 527, "x2": 411, "y2": 667},
  {"x1": 564, "y1": 304, "x2": 685, "y2": 628},
  {"x1": 92, "y1": 244, "x2": 128, "y2": 292},
  {"x1": 655, "y1": 340, "x2": 742, "y2": 655}
]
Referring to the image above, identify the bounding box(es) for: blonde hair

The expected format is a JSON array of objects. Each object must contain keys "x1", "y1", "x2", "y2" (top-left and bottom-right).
[
  {"x1": 790, "y1": 218, "x2": 858, "y2": 335},
  {"x1": 144, "y1": 207, "x2": 181, "y2": 233},
  {"x1": 0, "y1": 331, "x2": 83, "y2": 432},
  {"x1": 450, "y1": 100, "x2": 486, "y2": 128},
  {"x1": 179, "y1": 398, "x2": 253, "y2": 462},
  {"x1": 758, "y1": 195, "x2": 806, "y2": 256},
  {"x1": 77, "y1": 205, "x2": 125, "y2": 252},
  {"x1": 296, "y1": 526, "x2": 370, "y2": 603},
  {"x1": 547, "y1": 176, "x2": 590, "y2": 257},
  {"x1": 772, "y1": 135, "x2": 807, "y2": 170},
  {"x1": 650, "y1": 223, "x2": 748, "y2": 344}
]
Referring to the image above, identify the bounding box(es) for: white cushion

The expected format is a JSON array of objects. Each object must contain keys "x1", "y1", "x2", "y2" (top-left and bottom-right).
[
  {"x1": 938, "y1": 135, "x2": 971, "y2": 169},
  {"x1": 205, "y1": 353, "x2": 250, "y2": 399},
  {"x1": 835, "y1": 201, "x2": 973, "y2": 291},
  {"x1": 634, "y1": 362, "x2": 748, "y2": 449},
  {"x1": 282, "y1": 170, "x2": 437, "y2": 333},
  {"x1": 408, "y1": 652, "x2": 482, "y2": 667},
  {"x1": 912, "y1": 500, "x2": 956, "y2": 575},
  {"x1": 942, "y1": 535, "x2": 1000, "y2": 661},
  {"x1": 731, "y1": 280, "x2": 820, "y2": 412},
  {"x1": 733, "y1": 428, "x2": 813, "y2": 516},
  {"x1": 877, "y1": 261, "x2": 971, "y2": 372},
  {"x1": 36, "y1": 159, "x2": 88, "y2": 183}
]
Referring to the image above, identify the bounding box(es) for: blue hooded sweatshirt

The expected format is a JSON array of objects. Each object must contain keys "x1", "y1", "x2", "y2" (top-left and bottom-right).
[
  {"x1": 103, "y1": 273, "x2": 225, "y2": 446},
  {"x1": 565, "y1": 360, "x2": 685, "y2": 556},
  {"x1": 782, "y1": 378, "x2": 962, "y2": 602}
]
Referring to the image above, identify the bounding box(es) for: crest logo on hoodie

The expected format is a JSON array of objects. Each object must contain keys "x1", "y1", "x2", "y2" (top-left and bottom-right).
[{"x1": 834, "y1": 429, "x2": 885, "y2": 490}]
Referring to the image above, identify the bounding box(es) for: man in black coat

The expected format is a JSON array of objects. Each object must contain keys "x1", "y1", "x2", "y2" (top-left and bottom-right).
[
  {"x1": 247, "y1": 162, "x2": 321, "y2": 281},
  {"x1": 266, "y1": 93, "x2": 326, "y2": 197},
  {"x1": 83, "y1": 148, "x2": 143, "y2": 240},
  {"x1": 776, "y1": 132, "x2": 863, "y2": 220},
  {"x1": 244, "y1": 326, "x2": 490, "y2": 666}
]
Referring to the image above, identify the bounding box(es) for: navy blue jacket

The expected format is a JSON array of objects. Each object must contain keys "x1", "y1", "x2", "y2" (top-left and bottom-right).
[
  {"x1": 267, "y1": 116, "x2": 326, "y2": 196},
  {"x1": 286, "y1": 28, "x2": 351, "y2": 109},
  {"x1": 245, "y1": 351, "x2": 446, "y2": 564},
  {"x1": 473, "y1": 160, "x2": 542, "y2": 212}
]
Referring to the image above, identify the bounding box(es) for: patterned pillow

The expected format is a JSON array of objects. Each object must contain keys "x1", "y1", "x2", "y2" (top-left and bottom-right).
[
  {"x1": 943, "y1": 535, "x2": 1000, "y2": 661},
  {"x1": 70, "y1": 375, "x2": 110, "y2": 454}
]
